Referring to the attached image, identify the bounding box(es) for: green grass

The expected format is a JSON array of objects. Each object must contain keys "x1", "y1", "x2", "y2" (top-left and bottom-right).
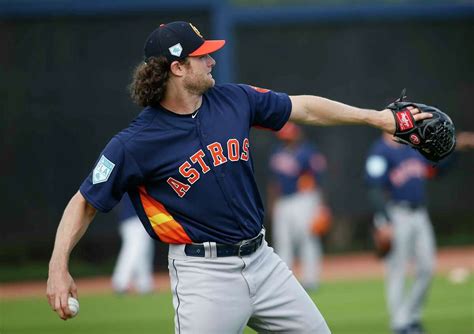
[{"x1": 1, "y1": 276, "x2": 472, "y2": 334}]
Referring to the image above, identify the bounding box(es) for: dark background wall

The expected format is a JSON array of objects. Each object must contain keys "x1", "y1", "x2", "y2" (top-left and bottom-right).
[
  {"x1": 1, "y1": 8, "x2": 473, "y2": 269},
  {"x1": 1, "y1": 12, "x2": 212, "y2": 265}
]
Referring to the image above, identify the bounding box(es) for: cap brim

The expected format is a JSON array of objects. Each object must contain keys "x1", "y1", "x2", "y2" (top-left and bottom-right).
[{"x1": 189, "y1": 40, "x2": 226, "y2": 56}]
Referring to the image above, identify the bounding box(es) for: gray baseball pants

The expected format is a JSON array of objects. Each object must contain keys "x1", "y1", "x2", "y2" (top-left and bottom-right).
[
  {"x1": 273, "y1": 191, "x2": 323, "y2": 289},
  {"x1": 385, "y1": 204, "x2": 435, "y2": 330},
  {"x1": 168, "y1": 238, "x2": 330, "y2": 334}
]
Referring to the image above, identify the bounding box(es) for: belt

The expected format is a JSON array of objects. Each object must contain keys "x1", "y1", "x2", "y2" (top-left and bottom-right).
[{"x1": 184, "y1": 233, "x2": 264, "y2": 258}]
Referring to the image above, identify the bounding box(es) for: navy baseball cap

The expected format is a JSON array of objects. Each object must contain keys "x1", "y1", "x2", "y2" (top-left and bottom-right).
[{"x1": 144, "y1": 21, "x2": 226, "y2": 62}]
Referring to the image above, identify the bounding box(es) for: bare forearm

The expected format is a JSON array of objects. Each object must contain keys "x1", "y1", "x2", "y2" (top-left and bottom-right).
[
  {"x1": 289, "y1": 95, "x2": 392, "y2": 131},
  {"x1": 47, "y1": 191, "x2": 96, "y2": 320},
  {"x1": 49, "y1": 191, "x2": 96, "y2": 272}
]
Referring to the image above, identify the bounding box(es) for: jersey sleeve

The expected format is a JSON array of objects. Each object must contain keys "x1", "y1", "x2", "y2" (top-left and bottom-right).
[
  {"x1": 79, "y1": 137, "x2": 144, "y2": 212},
  {"x1": 238, "y1": 84, "x2": 292, "y2": 131}
]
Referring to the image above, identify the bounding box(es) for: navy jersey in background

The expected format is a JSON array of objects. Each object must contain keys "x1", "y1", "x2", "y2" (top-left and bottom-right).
[
  {"x1": 269, "y1": 143, "x2": 326, "y2": 197},
  {"x1": 365, "y1": 138, "x2": 431, "y2": 206}
]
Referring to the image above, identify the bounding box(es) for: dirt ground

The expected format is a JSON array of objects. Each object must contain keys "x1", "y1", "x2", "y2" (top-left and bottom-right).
[{"x1": 1, "y1": 246, "x2": 472, "y2": 299}]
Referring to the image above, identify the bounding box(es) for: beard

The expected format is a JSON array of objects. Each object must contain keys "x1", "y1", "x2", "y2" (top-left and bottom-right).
[{"x1": 183, "y1": 72, "x2": 215, "y2": 95}]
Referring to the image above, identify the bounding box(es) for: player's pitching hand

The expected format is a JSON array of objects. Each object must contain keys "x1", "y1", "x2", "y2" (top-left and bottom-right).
[
  {"x1": 378, "y1": 106, "x2": 432, "y2": 134},
  {"x1": 46, "y1": 270, "x2": 78, "y2": 320}
]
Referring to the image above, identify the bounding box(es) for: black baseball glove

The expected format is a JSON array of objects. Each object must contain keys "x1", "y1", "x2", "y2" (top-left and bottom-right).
[{"x1": 386, "y1": 89, "x2": 456, "y2": 162}]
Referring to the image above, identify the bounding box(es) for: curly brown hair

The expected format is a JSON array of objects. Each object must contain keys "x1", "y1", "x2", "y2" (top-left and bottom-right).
[{"x1": 129, "y1": 57, "x2": 189, "y2": 107}]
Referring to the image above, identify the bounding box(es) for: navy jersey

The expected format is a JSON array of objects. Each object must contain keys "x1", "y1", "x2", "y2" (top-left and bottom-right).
[
  {"x1": 365, "y1": 138, "x2": 430, "y2": 206},
  {"x1": 269, "y1": 143, "x2": 326, "y2": 196},
  {"x1": 80, "y1": 84, "x2": 291, "y2": 244}
]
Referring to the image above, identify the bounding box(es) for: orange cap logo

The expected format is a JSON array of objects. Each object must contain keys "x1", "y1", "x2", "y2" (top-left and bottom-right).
[{"x1": 189, "y1": 23, "x2": 203, "y2": 38}]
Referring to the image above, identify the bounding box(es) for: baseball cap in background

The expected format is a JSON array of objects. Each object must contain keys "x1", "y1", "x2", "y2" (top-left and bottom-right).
[
  {"x1": 277, "y1": 122, "x2": 302, "y2": 140},
  {"x1": 144, "y1": 21, "x2": 226, "y2": 62}
]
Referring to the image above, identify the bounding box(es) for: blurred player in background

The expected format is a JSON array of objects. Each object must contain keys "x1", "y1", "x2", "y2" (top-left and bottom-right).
[
  {"x1": 111, "y1": 193, "x2": 155, "y2": 294},
  {"x1": 268, "y1": 122, "x2": 331, "y2": 290},
  {"x1": 365, "y1": 131, "x2": 474, "y2": 334}
]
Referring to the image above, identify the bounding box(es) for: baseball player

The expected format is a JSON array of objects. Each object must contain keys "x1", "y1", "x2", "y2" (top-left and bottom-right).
[
  {"x1": 46, "y1": 21, "x2": 433, "y2": 333},
  {"x1": 365, "y1": 131, "x2": 473, "y2": 334},
  {"x1": 269, "y1": 122, "x2": 329, "y2": 290},
  {"x1": 111, "y1": 193, "x2": 155, "y2": 294},
  {"x1": 366, "y1": 132, "x2": 436, "y2": 334}
]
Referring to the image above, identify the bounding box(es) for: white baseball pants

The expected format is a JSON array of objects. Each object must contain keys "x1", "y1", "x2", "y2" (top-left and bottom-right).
[{"x1": 111, "y1": 216, "x2": 155, "y2": 293}]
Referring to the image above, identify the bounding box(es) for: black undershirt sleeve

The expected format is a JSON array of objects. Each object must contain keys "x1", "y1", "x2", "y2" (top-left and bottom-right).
[{"x1": 368, "y1": 186, "x2": 391, "y2": 226}]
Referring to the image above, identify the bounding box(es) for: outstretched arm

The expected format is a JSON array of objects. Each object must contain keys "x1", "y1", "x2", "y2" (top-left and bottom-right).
[
  {"x1": 46, "y1": 191, "x2": 97, "y2": 320},
  {"x1": 289, "y1": 95, "x2": 431, "y2": 133},
  {"x1": 456, "y1": 131, "x2": 474, "y2": 151}
]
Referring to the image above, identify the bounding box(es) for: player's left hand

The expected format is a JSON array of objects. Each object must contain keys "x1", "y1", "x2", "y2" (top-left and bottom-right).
[
  {"x1": 372, "y1": 224, "x2": 393, "y2": 258},
  {"x1": 378, "y1": 106, "x2": 433, "y2": 134},
  {"x1": 385, "y1": 90, "x2": 456, "y2": 162}
]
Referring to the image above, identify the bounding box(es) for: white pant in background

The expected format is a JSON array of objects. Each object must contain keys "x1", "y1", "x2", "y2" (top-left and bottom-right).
[
  {"x1": 112, "y1": 216, "x2": 155, "y2": 293},
  {"x1": 385, "y1": 205, "x2": 435, "y2": 330},
  {"x1": 273, "y1": 191, "x2": 323, "y2": 289},
  {"x1": 168, "y1": 240, "x2": 330, "y2": 334}
]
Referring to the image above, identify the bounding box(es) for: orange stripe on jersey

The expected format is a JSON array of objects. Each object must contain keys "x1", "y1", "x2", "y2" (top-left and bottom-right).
[{"x1": 138, "y1": 187, "x2": 192, "y2": 244}]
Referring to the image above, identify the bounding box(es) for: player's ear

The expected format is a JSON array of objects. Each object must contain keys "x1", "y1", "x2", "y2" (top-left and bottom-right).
[{"x1": 169, "y1": 59, "x2": 187, "y2": 77}]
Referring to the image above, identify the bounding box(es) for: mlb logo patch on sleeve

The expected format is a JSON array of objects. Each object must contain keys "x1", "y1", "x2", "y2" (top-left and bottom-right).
[{"x1": 93, "y1": 155, "x2": 115, "y2": 184}]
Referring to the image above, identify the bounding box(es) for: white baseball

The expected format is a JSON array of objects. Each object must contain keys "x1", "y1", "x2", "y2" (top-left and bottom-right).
[{"x1": 68, "y1": 297, "x2": 80, "y2": 317}]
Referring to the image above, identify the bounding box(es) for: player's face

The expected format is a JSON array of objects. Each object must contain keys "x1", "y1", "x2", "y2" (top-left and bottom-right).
[{"x1": 183, "y1": 54, "x2": 216, "y2": 95}]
